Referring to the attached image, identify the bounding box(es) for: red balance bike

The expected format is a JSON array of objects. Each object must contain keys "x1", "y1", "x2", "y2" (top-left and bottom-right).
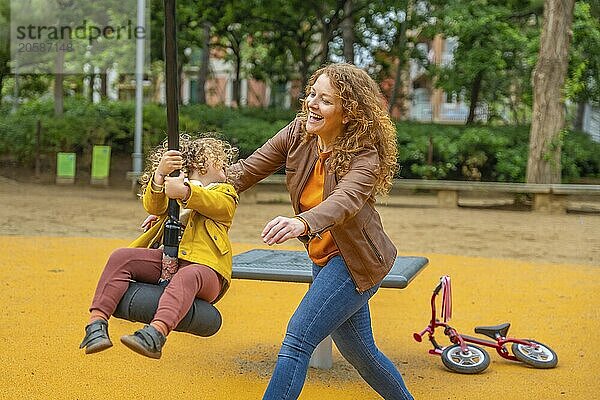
[{"x1": 413, "y1": 276, "x2": 558, "y2": 374}]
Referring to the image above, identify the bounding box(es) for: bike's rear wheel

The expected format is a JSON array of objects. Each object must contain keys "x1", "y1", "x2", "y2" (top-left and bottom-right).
[
  {"x1": 441, "y1": 344, "x2": 490, "y2": 374},
  {"x1": 511, "y1": 340, "x2": 558, "y2": 368}
]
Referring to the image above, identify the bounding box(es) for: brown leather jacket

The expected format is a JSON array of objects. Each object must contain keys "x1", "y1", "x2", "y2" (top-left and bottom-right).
[{"x1": 228, "y1": 118, "x2": 397, "y2": 292}]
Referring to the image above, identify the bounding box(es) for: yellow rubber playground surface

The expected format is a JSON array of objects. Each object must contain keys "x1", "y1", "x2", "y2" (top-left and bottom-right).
[{"x1": 1, "y1": 236, "x2": 598, "y2": 399}]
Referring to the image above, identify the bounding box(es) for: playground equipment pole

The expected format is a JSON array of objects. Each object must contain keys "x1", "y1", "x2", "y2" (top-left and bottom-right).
[
  {"x1": 161, "y1": 0, "x2": 181, "y2": 272},
  {"x1": 132, "y1": 0, "x2": 145, "y2": 176}
]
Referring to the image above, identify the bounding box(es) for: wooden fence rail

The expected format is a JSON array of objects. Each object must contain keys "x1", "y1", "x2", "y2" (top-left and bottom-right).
[{"x1": 242, "y1": 175, "x2": 600, "y2": 213}]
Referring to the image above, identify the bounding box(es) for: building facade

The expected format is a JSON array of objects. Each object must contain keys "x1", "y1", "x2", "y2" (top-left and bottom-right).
[{"x1": 405, "y1": 35, "x2": 488, "y2": 124}]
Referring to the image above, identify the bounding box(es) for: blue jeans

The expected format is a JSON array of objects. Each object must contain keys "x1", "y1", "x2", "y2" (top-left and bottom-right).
[{"x1": 263, "y1": 256, "x2": 413, "y2": 400}]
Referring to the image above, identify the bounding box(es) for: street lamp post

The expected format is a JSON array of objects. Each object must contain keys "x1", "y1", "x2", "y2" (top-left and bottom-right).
[{"x1": 132, "y1": 0, "x2": 146, "y2": 179}]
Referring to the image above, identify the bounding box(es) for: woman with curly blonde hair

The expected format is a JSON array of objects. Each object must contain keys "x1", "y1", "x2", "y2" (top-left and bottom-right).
[
  {"x1": 80, "y1": 134, "x2": 239, "y2": 360},
  {"x1": 229, "y1": 63, "x2": 412, "y2": 399}
]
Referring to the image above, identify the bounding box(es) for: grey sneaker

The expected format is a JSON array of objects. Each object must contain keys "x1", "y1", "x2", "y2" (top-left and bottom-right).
[
  {"x1": 79, "y1": 319, "x2": 113, "y2": 354},
  {"x1": 120, "y1": 324, "x2": 166, "y2": 359}
]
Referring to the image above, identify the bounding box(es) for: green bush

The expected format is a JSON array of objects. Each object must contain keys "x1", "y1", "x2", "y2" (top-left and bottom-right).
[
  {"x1": 223, "y1": 117, "x2": 289, "y2": 158},
  {"x1": 239, "y1": 107, "x2": 297, "y2": 123},
  {"x1": 0, "y1": 98, "x2": 138, "y2": 164},
  {"x1": 395, "y1": 121, "x2": 600, "y2": 182},
  {"x1": 561, "y1": 129, "x2": 600, "y2": 182},
  {"x1": 1, "y1": 99, "x2": 598, "y2": 182},
  {"x1": 178, "y1": 105, "x2": 290, "y2": 158}
]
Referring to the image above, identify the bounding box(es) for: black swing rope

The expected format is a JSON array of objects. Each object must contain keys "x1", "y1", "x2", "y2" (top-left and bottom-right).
[{"x1": 162, "y1": 0, "x2": 181, "y2": 265}]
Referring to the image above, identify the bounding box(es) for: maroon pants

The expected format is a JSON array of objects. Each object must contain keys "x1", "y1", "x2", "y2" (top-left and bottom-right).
[{"x1": 89, "y1": 248, "x2": 221, "y2": 333}]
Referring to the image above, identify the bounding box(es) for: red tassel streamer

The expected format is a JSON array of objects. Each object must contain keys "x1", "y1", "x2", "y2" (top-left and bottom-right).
[{"x1": 441, "y1": 275, "x2": 452, "y2": 322}]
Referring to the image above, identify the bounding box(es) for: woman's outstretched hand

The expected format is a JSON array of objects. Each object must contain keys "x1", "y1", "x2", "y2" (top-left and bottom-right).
[
  {"x1": 262, "y1": 216, "x2": 305, "y2": 245},
  {"x1": 141, "y1": 215, "x2": 159, "y2": 231}
]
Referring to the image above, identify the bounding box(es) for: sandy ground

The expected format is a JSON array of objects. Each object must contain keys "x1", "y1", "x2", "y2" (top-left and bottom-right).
[
  {"x1": 0, "y1": 177, "x2": 598, "y2": 266},
  {"x1": 0, "y1": 177, "x2": 599, "y2": 399}
]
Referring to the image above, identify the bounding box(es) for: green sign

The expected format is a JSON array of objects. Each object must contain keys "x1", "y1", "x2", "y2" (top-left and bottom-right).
[
  {"x1": 56, "y1": 153, "x2": 76, "y2": 178},
  {"x1": 91, "y1": 145, "x2": 111, "y2": 180}
]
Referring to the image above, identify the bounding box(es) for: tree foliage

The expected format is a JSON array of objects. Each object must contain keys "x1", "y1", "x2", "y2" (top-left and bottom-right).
[
  {"x1": 427, "y1": 0, "x2": 543, "y2": 124},
  {"x1": 0, "y1": 0, "x2": 10, "y2": 104},
  {"x1": 566, "y1": 1, "x2": 600, "y2": 105},
  {"x1": 1, "y1": 0, "x2": 598, "y2": 183}
]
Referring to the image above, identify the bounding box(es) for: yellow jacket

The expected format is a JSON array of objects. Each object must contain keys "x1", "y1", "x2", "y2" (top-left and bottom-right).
[{"x1": 129, "y1": 181, "x2": 238, "y2": 300}]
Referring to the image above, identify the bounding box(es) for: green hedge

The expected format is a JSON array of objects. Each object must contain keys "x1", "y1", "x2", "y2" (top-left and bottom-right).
[
  {"x1": 396, "y1": 122, "x2": 600, "y2": 182},
  {"x1": 1, "y1": 99, "x2": 598, "y2": 183}
]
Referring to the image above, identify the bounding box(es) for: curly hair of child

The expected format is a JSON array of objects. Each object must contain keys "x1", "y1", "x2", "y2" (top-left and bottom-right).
[{"x1": 138, "y1": 133, "x2": 238, "y2": 193}]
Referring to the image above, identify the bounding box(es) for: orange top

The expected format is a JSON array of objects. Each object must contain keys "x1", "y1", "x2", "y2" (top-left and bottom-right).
[{"x1": 299, "y1": 151, "x2": 339, "y2": 266}]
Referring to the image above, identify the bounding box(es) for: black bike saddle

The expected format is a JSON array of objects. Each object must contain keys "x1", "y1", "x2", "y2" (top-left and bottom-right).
[{"x1": 474, "y1": 322, "x2": 511, "y2": 340}]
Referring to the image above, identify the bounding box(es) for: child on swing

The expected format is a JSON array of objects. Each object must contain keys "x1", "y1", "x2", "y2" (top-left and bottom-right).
[{"x1": 79, "y1": 134, "x2": 239, "y2": 359}]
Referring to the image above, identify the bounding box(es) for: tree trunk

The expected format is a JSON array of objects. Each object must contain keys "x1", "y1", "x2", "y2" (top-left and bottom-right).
[
  {"x1": 466, "y1": 70, "x2": 483, "y2": 125},
  {"x1": 100, "y1": 70, "x2": 107, "y2": 99},
  {"x1": 388, "y1": 58, "x2": 404, "y2": 116},
  {"x1": 427, "y1": 135, "x2": 433, "y2": 165},
  {"x1": 89, "y1": 73, "x2": 95, "y2": 102},
  {"x1": 178, "y1": 61, "x2": 184, "y2": 105},
  {"x1": 228, "y1": 32, "x2": 242, "y2": 108},
  {"x1": 0, "y1": 73, "x2": 4, "y2": 105},
  {"x1": 197, "y1": 21, "x2": 211, "y2": 105},
  {"x1": 388, "y1": 20, "x2": 408, "y2": 115},
  {"x1": 573, "y1": 101, "x2": 585, "y2": 131},
  {"x1": 291, "y1": 51, "x2": 312, "y2": 110},
  {"x1": 526, "y1": 0, "x2": 575, "y2": 184},
  {"x1": 54, "y1": 49, "x2": 65, "y2": 116},
  {"x1": 341, "y1": 0, "x2": 355, "y2": 63},
  {"x1": 233, "y1": 52, "x2": 242, "y2": 107},
  {"x1": 300, "y1": 58, "x2": 310, "y2": 97},
  {"x1": 35, "y1": 119, "x2": 42, "y2": 177},
  {"x1": 319, "y1": 17, "x2": 335, "y2": 67},
  {"x1": 508, "y1": 93, "x2": 522, "y2": 125},
  {"x1": 318, "y1": 2, "x2": 347, "y2": 66}
]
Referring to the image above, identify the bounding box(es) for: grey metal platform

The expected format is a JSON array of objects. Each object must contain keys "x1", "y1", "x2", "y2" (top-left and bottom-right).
[
  {"x1": 232, "y1": 249, "x2": 429, "y2": 369},
  {"x1": 232, "y1": 249, "x2": 428, "y2": 288}
]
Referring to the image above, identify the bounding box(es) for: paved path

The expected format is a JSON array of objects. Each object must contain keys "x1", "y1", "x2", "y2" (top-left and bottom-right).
[{"x1": 1, "y1": 237, "x2": 598, "y2": 399}]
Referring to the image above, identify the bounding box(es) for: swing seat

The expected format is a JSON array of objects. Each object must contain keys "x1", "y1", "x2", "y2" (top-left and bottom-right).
[{"x1": 113, "y1": 281, "x2": 222, "y2": 337}]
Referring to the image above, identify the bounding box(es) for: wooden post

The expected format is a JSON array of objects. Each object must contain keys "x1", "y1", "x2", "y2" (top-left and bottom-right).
[{"x1": 437, "y1": 190, "x2": 459, "y2": 208}]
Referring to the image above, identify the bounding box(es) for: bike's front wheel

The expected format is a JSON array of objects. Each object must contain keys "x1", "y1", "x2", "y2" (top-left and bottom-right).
[
  {"x1": 441, "y1": 344, "x2": 490, "y2": 374},
  {"x1": 511, "y1": 340, "x2": 558, "y2": 368}
]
